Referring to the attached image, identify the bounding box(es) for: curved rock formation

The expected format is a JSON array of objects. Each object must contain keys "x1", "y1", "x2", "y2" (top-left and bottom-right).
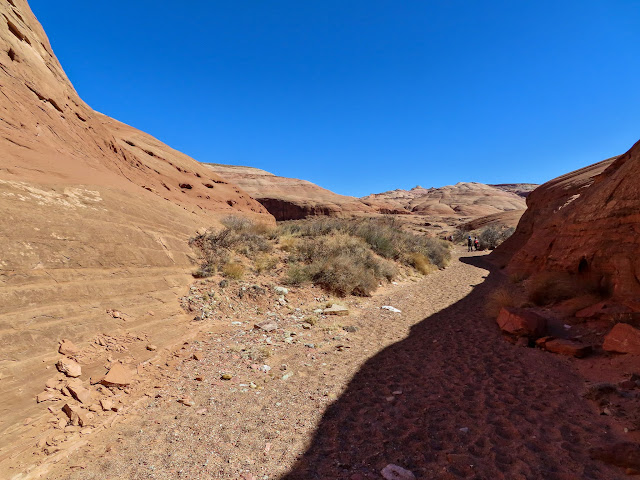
[
  {"x1": 493, "y1": 147, "x2": 639, "y2": 302},
  {"x1": 0, "y1": 0, "x2": 272, "y2": 464}
]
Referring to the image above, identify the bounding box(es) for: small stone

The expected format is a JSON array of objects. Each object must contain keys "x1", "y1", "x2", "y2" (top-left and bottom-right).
[
  {"x1": 146, "y1": 344, "x2": 157, "y2": 351},
  {"x1": 274, "y1": 286, "x2": 289, "y2": 296},
  {"x1": 99, "y1": 363, "x2": 132, "y2": 387},
  {"x1": 603, "y1": 323, "x2": 640, "y2": 355},
  {"x1": 496, "y1": 307, "x2": 547, "y2": 338},
  {"x1": 301, "y1": 323, "x2": 312, "y2": 330},
  {"x1": 254, "y1": 321, "x2": 277, "y2": 332},
  {"x1": 282, "y1": 372, "x2": 293, "y2": 381},
  {"x1": 219, "y1": 279, "x2": 228, "y2": 288},
  {"x1": 195, "y1": 376, "x2": 205, "y2": 382},
  {"x1": 381, "y1": 306, "x2": 402, "y2": 313},
  {"x1": 193, "y1": 353, "x2": 202, "y2": 361},
  {"x1": 178, "y1": 397, "x2": 195, "y2": 407},
  {"x1": 58, "y1": 339, "x2": 79, "y2": 356},
  {"x1": 62, "y1": 404, "x2": 89, "y2": 427},
  {"x1": 324, "y1": 304, "x2": 349, "y2": 316},
  {"x1": 45, "y1": 377, "x2": 59, "y2": 389},
  {"x1": 381, "y1": 464, "x2": 416, "y2": 480},
  {"x1": 543, "y1": 338, "x2": 592, "y2": 358},
  {"x1": 221, "y1": 373, "x2": 233, "y2": 380},
  {"x1": 67, "y1": 384, "x2": 93, "y2": 405},
  {"x1": 459, "y1": 427, "x2": 469, "y2": 433},
  {"x1": 56, "y1": 358, "x2": 82, "y2": 378},
  {"x1": 100, "y1": 398, "x2": 114, "y2": 411},
  {"x1": 343, "y1": 325, "x2": 358, "y2": 333}
]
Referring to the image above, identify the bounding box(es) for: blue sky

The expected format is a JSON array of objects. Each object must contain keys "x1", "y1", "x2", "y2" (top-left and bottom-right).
[{"x1": 30, "y1": 1, "x2": 640, "y2": 197}]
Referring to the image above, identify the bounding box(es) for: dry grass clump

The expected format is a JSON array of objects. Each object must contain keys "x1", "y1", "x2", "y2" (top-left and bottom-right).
[
  {"x1": 254, "y1": 254, "x2": 278, "y2": 274},
  {"x1": 526, "y1": 271, "x2": 601, "y2": 306},
  {"x1": 222, "y1": 262, "x2": 245, "y2": 280},
  {"x1": 407, "y1": 252, "x2": 437, "y2": 275}
]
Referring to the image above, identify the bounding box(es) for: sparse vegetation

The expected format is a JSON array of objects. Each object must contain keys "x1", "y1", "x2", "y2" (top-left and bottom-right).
[
  {"x1": 190, "y1": 216, "x2": 451, "y2": 296},
  {"x1": 526, "y1": 271, "x2": 602, "y2": 306},
  {"x1": 485, "y1": 286, "x2": 523, "y2": 317}
]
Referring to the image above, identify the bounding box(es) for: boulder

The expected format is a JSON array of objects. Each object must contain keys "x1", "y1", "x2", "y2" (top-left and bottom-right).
[
  {"x1": 56, "y1": 358, "x2": 82, "y2": 378},
  {"x1": 603, "y1": 323, "x2": 640, "y2": 355},
  {"x1": 99, "y1": 363, "x2": 132, "y2": 387},
  {"x1": 324, "y1": 304, "x2": 349, "y2": 316},
  {"x1": 543, "y1": 339, "x2": 592, "y2": 358},
  {"x1": 496, "y1": 308, "x2": 547, "y2": 338}
]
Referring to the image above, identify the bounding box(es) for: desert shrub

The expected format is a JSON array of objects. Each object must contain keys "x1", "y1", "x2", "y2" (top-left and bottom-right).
[
  {"x1": 222, "y1": 262, "x2": 245, "y2": 280},
  {"x1": 407, "y1": 252, "x2": 436, "y2": 275},
  {"x1": 485, "y1": 286, "x2": 522, "y2": 317},
  {"x1": 284, "y1": 264, "x2": 312, "y2": 286},
  {"x1": 254, "y1": 254, "x2": 278, "y2": 274},
  {"x1": 189, "y1": 216, "x2": 273, "y2": 276},
  {"x1": 477, "y1": 226, "x2": 516, "y2": 250},
  {"x1": 526, "y1": 271, "x2": 600, "y2": 306}
]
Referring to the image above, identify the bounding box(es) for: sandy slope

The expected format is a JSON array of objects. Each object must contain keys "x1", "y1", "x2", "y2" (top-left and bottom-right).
[{"x1": 26, "y1": 249, "x2": 627, "y2": 480}]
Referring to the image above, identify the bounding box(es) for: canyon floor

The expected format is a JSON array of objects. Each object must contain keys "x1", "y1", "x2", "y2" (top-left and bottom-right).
[{"x1": 21, "y1": 248, "x2": 633, "y2": 480}]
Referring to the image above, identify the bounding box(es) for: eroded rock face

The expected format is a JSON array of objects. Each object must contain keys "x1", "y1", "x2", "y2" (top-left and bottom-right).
[
  {"x1": 492, "y1": 146, "x2": 640, "y2": 302},
  {"x1": 0, "y1": 0, "x2": 272, "y2": 458},
  {"x1": 203, "y1": 164, "x2": 406, "y2": 220}
]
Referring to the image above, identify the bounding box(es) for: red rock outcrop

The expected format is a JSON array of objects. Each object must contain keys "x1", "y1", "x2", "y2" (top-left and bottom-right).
[
  {"x1": 496, "y1": 307, "x2": 547, "y2": 338},
  {"x1": 492, "y1": 145, "x2": 639, "y2": 302},
  {"x1": 0, "y1": 0, "x2": 272, "y2": 464},
  {"x1": 203, "y1": 164, "x2": 406, "y2": 220}
]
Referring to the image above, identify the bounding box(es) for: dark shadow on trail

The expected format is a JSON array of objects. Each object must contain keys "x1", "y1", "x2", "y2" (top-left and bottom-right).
[{"x1": 280, "y1": 256, "x2": 624, "y2": 480}]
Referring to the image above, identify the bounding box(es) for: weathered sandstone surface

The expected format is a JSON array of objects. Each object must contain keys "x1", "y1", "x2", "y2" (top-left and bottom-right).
[
  {"x1": 492, "y1": 148, "x2": 640, "y2": 302},
  {"x1": 203, "y1": 164, "x2": 406, "y2": 220},
  {"x1": 363, "y1": 182, "x2": 528, "y2": 218},
  {"x1": 0, "y1": 0, "x2": 272, "y2": 464}
]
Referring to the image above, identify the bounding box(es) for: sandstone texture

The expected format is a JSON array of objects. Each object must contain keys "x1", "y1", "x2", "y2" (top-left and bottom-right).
[
  {"x1": 203, "y1": 164, "x2": 405, "y2": 220},
  {"x1": 0, "y1": 0, "x2": 273, "y2": 463},
  {"x1": 363, "y1": 182, "x2": 528, "y2": 218}
]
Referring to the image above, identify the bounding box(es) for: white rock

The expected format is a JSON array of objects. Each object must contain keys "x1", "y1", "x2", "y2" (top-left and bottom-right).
[
  {"x1": 274, "y1": 286, "x2": 289, "y2": 295},
  {"x1": 382, "y1": 306, "x2": 402, "y2": 313},
  {"x1": 381, "y1": 464, "x2": 416, "y2": 480}
]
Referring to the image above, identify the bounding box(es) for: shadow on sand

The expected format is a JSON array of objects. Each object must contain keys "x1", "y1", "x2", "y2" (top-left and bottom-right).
[{"x1": 280, "y1": 255, "x2": 623, "y2": 480}]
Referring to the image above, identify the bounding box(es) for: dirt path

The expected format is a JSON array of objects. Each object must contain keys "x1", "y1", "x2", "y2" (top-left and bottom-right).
[{"x1": 43, "y1": 249, "x2": 625, "y2": 480}]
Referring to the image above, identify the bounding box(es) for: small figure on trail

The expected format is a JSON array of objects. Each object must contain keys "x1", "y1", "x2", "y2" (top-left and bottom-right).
[
  {"x1": 467, "y1": 236, "x2": 473, "y2": 252},
  {"x1": 474, "y1": 237, "x2": 479, "y2": 251}
]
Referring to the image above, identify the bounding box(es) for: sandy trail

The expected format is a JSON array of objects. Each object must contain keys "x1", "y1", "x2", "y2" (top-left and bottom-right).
[{"x1": 48, "y1": 249, "x2": 625, "y2": 480}]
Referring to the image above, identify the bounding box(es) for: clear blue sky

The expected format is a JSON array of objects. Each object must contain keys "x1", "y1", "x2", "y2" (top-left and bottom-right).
[{"x1": 30, "y1": 1, "x2": 640, "y2": 197}]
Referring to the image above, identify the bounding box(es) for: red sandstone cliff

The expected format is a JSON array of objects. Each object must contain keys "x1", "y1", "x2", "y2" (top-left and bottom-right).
[{"x1": 492, "y1": 147, "x2": 639, "y2": 303}]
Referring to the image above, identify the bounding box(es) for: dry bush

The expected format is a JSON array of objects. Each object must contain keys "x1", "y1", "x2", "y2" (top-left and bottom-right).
[
  {"x1": 485, "y1": 286, "x2": 523, "y2": 318},
  {"x1": 222, "y1": 262, "x2": 245, "y2": 280},
  {"x1": 277, "y1": 234, "x2": 298, "y2": 252},
  {"x1": 407, "y1": 252, "x2": 437, "y2": 275},
  {"x1": 254, "y1": 254, "x2": 278, "y2": 274},
  {"x1": 284, "y1": 264, "x2": 311, "y2": 286},
  {"x1": 526, "y1": 271, "x2": 600, "y2": 306}
]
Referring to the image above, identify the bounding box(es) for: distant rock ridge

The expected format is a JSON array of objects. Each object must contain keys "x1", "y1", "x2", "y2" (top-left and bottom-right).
[{"x1": 204, "y1": 164, "x2": 408, "y2": 220}]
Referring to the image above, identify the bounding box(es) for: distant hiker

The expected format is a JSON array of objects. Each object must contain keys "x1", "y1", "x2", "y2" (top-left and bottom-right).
[
  {"x1": 474, "y1": 237, "x2": 479, "y2": 251},
  {"x1": 467, "y1": 236, "x2": 473, "y2": 252}
]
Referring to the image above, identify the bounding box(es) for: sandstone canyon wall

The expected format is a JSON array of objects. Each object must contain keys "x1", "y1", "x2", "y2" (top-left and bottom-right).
[
  {"x1": 0, "y1": 0, "x2": 272, "y2": 463},
  {"x1": 493, "y1": 147, "x2": 639, "y2": 303}
]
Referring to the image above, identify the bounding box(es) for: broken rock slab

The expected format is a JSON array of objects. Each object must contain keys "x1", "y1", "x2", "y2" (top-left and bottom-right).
[
  {"x1": 58, "y1": 339, "x2": 79, "y2": 356},
  {"x1": 603, "y1": 323, "x2": 640, "y2": 355},
  {"x1": 62, "y1": 404, "x2": 89, "y2": 427},
  {"x1": 99, "y1": 363, "x2": 132, "y2": 387},
  {"x1": 324, "y1": 304, "x2": 349, "y2": 316},
  {"x1": 67, "y1": 384, "x2": 93, "y2": 405},
  {"x1": 543, "y1": 338, "x2": 592, "y2": 358},
  {"x1": 56, "y1": 357, "x2": 82, "y2": 378},
  {"x1": 254, "y1": 321, "x2": 277, "y2": 332},
  {"x1": 496, "y1": 307, "x2": 547, "y2": 338}
]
